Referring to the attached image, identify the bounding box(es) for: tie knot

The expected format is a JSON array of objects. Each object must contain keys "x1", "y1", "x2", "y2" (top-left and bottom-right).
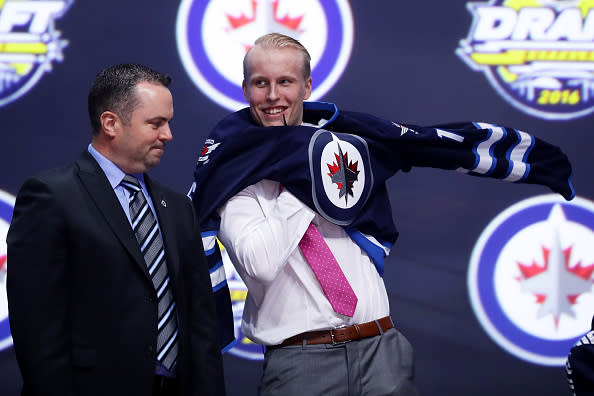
[{"x1": 120, "y1": 174, "x2": 141, "y2": 193}]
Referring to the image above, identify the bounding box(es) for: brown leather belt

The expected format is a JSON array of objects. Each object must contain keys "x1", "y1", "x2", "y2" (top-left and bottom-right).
[{"x1": 276, "y1": 316, "x2": 394, "y2": 347}]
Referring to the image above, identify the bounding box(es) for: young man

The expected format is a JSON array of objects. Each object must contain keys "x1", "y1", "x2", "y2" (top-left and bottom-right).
[
  {"x1": 191, "y1": 33, "x2": 574, "y2": 395},
  {"x1": 7, "y1": 64, "x2": 227, "y2": 396}
]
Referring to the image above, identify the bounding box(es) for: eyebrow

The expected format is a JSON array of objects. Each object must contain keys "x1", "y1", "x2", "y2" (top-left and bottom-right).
[{"x1": 146, "y1": 116, "x2": 170, "y2": 123}]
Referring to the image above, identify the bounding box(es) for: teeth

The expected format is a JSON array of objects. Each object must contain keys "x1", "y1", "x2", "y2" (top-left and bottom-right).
[{"x1": 265, "y1": 108, "x2": 282, "y2": 114}]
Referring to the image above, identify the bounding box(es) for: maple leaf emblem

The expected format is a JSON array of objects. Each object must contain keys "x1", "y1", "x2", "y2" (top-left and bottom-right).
[
  {"x1": 326, "y1": 141, "x2": 359, "y2": 204},
  {"x1": 225, "y1": 0, "x2": 305, "y2": 51},
  {"x1": 0, "y1": 254, "x2": 6, "y2": 275}
]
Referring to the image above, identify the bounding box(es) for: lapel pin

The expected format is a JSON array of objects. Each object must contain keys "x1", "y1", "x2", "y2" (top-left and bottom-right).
[{"x1": 161, "y1": 199, "x2": 167, "y2": 207}]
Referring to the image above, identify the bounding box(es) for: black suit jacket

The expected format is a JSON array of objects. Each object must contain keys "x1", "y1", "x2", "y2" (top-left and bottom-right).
[{"x1": 6, "y1": 151, "x2": 225, "y2": 396}]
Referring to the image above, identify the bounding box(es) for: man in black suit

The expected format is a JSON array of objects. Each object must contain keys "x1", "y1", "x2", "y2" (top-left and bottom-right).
[{"x1": 6, "y1": 63, "x2": 226, "y2": 396}]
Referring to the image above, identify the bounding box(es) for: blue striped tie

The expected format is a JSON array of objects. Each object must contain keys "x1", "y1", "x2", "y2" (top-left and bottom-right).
[{"x1": 120, "y1": 175, "x2": 178, "y2": 371}]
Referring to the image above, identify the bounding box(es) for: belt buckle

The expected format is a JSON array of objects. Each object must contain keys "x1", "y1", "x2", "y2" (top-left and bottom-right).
[{"x1": 330, "y1": 325, "x2": 350, "y2": 345}]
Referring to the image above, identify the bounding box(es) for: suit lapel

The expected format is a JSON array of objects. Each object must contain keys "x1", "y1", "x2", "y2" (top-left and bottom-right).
[
  {"x1": 145, "y1": 176, "x2": 181, "y2": 282},
  {"x1": 76, "y1": 151, "x2": 150, "y2": 278}
]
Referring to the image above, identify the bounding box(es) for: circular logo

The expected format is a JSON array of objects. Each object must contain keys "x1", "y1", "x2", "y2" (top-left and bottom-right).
[
  {"x1": 0, "y1": 0, "x2": 72, "y2": 108},
  {"x1": 457, "y1": 0, "x2": 594, "y2": 120},
  {"x1": 0, "y1": 189, "x2": 15, "y2": 351},
  {"x1": 176, "y1": 0, "x2": 353, "y2": 110},
  {"x1": 320, "y1": 136, "x2": 366, "y2": 210},
  {"x1": 468, "y1": 194, "x2": 594, "y2": 366},
  {"x1": 309, "y1": 129, "x2": 373, "y2": 226}
]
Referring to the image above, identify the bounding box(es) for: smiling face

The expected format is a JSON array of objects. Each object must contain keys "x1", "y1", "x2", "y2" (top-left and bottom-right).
[
  {"x1": 242, "y1": 45, "x2": 312, "y2": 127},
  {"x1": 109, "y1": 82, "x2": 174, "y2": 174}
]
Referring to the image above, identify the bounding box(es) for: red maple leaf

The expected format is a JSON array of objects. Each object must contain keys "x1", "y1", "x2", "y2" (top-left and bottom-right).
[
  {"x1": 517, "y1": 246, "x2": 549, "y2": 279},
  {"x1": 516, "y1": 247, "x2": 550, "y2": 304},
  {"x1": 226, "y1": 0, "x2": 257, "y2": 29},
  {"x1": 517, "y1": 246, "x2": 594, "y2": 305},
  {"x1": 0, "y1": 255, "x2": 6, "y2": 273},
  {"x1": 226, "y1": 1, "x2": 304, "y2": 35},
  {"x1": 272, "y1": 0, "x2": 304, "y2": 30},
  {"x1": 327, "y1": 152, "x2": 359, "y2": 191},
  {"x1": 565, "y1": 246, "x2": 594, "y2": 303}
]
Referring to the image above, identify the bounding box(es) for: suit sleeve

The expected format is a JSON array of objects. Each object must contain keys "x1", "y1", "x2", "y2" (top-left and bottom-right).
[{"x1": 6, "y1": 177, "x2": 74, "y2": 395}]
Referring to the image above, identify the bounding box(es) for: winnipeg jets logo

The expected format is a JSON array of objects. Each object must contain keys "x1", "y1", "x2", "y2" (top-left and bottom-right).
[
  {"x1": 326, "y1": 141, "x2": 359, "y2": 204},
  {"x1": 516, "y1": 205, "x2": 594, "y2": 328},
  {"x1": 309, "y1": 130, "x2": 372, "y2": 226},
  {"x1": 319, "y1": 133, "x2": 365, "y2": 210},
  {"x1": 176, "y1": 0, "x2": 353, "y2": 110},
  {"x1": 468, "y1": 194, "x2": 594, "y2": 366}
]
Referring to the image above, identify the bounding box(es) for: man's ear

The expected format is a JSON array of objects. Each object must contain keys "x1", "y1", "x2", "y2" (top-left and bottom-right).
[
  {"x1": 242, "y1": 80, "x2": 249, "y2": 102},
  {"x1": 100, "y1": 111, "x2": 119, "y2": 138},
  {"x1": 303, "y1": 76, "x2": 312, "y2": 100}
]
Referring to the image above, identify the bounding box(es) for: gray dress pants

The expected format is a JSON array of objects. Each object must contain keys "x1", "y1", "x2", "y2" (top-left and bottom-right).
[{"x1": 259, "y1": 327, "x2": 418, "y2": 396}]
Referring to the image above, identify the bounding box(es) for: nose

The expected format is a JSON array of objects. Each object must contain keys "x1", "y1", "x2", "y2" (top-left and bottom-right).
[
  {"x1": 160, "y1": 124, "x2": 173, "y2": 142},
  {"x1": 266, "y1": 83, "x2": 279, "y2": 101}
]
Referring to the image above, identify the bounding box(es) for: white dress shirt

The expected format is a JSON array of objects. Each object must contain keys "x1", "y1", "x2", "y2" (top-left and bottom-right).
[{"x1": 218, "y1": 179, "x2": 390, "y2": 345}]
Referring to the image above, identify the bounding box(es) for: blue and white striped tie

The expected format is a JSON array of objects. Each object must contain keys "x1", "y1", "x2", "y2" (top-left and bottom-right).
[{"x1": 121, "y1": 175, "x2": 178, "y2": 371}]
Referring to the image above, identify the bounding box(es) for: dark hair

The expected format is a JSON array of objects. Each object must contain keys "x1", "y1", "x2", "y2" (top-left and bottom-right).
[{"x1": 88, "y1": 63, "x2": 171, "y2": 135}]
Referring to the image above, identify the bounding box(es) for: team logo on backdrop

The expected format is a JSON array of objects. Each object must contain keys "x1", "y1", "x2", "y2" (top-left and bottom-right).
[
  {"x1": 176, "y1": 0, "x2": 353, "y2": 110},
  {"x1": 0, "y1": 0, "x2": 72, "y2": 108},
  {"x1": 309, "y1": 129, "x2": 372, "y2": 226},
  {"x1": 220, "y1": 244, "x2": 263, "y2": 360},
  {"x1": 458, "y1": 0, "x2": 594, "y2": 120},
  {"x1": 0, "y1": 189, "x2": 15, "y2": 351},
  {"x1": 468, "y1": 195, "x2": 594, "y2": 366}
]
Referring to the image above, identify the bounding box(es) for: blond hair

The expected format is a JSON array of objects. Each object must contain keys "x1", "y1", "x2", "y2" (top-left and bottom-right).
[{"x1": 243, "y1": 33, "x2": 311, "y2": 80}]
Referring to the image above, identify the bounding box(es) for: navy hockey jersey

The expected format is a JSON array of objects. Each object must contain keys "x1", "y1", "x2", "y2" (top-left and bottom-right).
[{"x1": 190, "y1": 101, "x2": 574, "y2": 350}]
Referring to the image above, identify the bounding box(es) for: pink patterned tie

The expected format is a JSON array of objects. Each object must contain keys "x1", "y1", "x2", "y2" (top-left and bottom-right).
[{"x1": 298, "y1": 223, "x2": 358, "y2": 317}]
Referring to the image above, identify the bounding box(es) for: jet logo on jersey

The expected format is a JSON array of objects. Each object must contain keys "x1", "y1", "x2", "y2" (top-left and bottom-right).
[
  {"x1": 176, "y1": 0, "x2": 353, "y2": 110},
  {"x1": 468, "y1": 194, "x2": 594, "y2": 366},
  {"x1": 458, "y1": 0, "x2": 594, "y2": 120},
  {"x1": 326, "y1": 140, "x2": 360, "y2": 205},
  {"x1": 0, "y1": 189, "x2": 15, "y2": 351},
  {"x1": 309, "y1": 129, "x2": 373, "y2": 226},
  {"x1": 0, "y1": 0, "x2": 72, "y2": 108}
]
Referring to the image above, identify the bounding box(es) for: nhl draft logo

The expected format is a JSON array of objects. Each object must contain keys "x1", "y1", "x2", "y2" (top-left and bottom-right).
[
  {"x1": 0, "y1": 189, "x2": 15, "y2": 351},
  {"x1": 0, "y1": 0, "x2": 72, "y2": 108},
  {"x1": 309, "y1": 129, "x2": 373, "y2": 226},
  {"x1": 220, "y1": 243, "x2": 263, "y2": 360},
  {"x1": 457, "y1": 0, "x2": 594, "y2": 120},
  {"x1": 176, "y1": 0, "x2": 353, "y2": 110},
  {"x1": 468, "y1": 194, "x2": 594, "y2": 366}
]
